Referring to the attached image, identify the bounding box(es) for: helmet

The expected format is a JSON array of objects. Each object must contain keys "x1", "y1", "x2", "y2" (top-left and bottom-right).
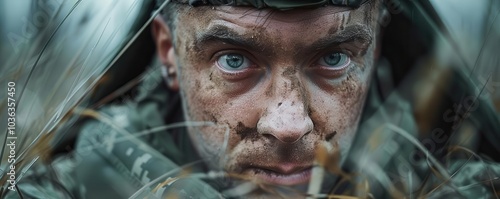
[{"x1": 171, "y1": 0, "x2": 369, "y2": 9}]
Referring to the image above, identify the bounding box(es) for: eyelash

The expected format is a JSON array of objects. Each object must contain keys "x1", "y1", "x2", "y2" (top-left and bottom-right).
[
  {"x1": 308, "y1": 49, "x2": 355, "y2": 77},
  {"x1": 212, "y1": 50, "x2": 259, "y2": 78},
  {"x1": 211, "y1": 48, "x2": 356, "y2": 77}
]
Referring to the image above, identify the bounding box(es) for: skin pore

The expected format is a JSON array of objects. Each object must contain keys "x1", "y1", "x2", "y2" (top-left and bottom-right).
[{"x1": 153, "y1": 1, "x2": 381, "y2": 189}]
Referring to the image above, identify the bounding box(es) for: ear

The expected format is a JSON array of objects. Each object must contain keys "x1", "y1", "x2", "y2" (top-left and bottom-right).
[{"x1": 152, "y1": 15, "x2": 179, "y2": 91}]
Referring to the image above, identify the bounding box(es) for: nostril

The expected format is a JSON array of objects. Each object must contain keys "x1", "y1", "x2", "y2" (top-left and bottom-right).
[
  {"x1": 275, "y1": 133, "x2": 304, "y2": 143},
  {"x1": 262, "y1": 133, "x2": 275, "y2": 140},
  {"x1": 259, "y1": 129, "x2": 309, "y2": 143},
  {"x1": 278, "y1": 102, "x2": 282, "y2": 107}
]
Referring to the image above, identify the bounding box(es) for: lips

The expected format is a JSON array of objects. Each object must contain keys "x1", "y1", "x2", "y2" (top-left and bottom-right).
[
  {"x1": 228, "y1": 138, "x2": 317, "y2": 186},
  {"x1": 243, "y1": 164, "x2": 313, "y2": 186}
]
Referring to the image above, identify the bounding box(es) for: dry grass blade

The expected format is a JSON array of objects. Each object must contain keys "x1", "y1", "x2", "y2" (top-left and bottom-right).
[{"x1": 385, "y1": 124, "x2": 450, "y2": 179}]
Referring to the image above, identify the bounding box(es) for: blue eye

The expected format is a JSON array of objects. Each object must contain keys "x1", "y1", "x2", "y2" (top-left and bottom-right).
[
  {"x1": 317, "y1": 52, "x2": 350, "y2": 69},
  {"x1": 217, "y1": 53, "x2": 252, "y2": 72}
]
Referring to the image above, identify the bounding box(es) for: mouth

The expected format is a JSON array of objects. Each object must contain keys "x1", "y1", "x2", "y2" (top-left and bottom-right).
[{"x1": 243, "y1": 164, "x2": 312, "y2": 186}]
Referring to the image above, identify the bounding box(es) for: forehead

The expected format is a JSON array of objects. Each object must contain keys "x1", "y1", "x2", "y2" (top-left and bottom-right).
[
  {"x1": 174, "y1": 3, "x2": 379, "y2": 49},
  {"x1": 207, "y1": 3, "x2": 377, "y2": 24}
]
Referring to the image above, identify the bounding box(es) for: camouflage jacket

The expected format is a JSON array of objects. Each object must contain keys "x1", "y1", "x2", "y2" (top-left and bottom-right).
[{"x1": 7, "y1": 66, "x2": 222, "y2": 198}]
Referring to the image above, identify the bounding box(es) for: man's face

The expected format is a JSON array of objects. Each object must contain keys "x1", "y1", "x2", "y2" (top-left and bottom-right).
[{"x1": 161, "y1": 2, "x2": 380, "y2": 187}]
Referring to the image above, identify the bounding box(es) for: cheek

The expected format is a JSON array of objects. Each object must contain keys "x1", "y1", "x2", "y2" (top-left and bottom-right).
[
  {"x1": 178, "y1": 71, "x2": 233, "y2": 162},
  {"x1": 309, "y1": 63, "x2": 372, "y2": 141},
  {"x1": 178, "y1": 64, "x2": 259, "y2": 148}
]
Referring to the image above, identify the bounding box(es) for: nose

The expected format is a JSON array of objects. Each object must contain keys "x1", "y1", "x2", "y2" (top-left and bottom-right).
[{"x1": 257, "y1": 87, "x2": 313, "y2": 143}]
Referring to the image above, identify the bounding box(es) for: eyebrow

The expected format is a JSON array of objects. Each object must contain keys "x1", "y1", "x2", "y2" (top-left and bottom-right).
[
  {"x1": 194, "y1": 24, "x2": 373, "y2": 56},
  {"x1": 306, "y1": 24, "x2": 373, "y2": 53},
  {"x1": 195, "y1": 25, "x2": 268, "y2": 54}
]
